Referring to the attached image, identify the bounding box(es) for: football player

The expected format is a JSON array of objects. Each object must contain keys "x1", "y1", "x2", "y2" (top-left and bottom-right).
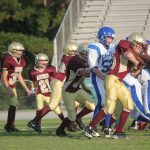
[
  {"x1": 122, "y1": 34, "x2": 150, "y2": 130},
  {"x1": 28, "y1": 53, "x2": 66, "y2": 131},
  {"x1": 128, "y1": 39, "x2": 150, "y2": 130},
  {"x1": 55, "y1": 43, "x2": 97, "y2": 136},
  {"x1": 27, "y1": 42, "x2": 78, "y2": 132},
  {"x1": 84, "y1": 37, "x2": 143, "y2": 139},
  {"x1": 87, "y1": 27, "x2": 117, "y2": 132},
  {"x1": 1, "y1": 42, "x2": 31, "y2": 133}
]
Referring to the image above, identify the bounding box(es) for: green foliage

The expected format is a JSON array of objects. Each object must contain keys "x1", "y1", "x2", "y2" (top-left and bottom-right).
[
  {"x1": 0, "y1": 31, "x2": 53, "y2": 56},
  {"x1": 0, "y1": 0, "x2": 70, "y2": 39}
]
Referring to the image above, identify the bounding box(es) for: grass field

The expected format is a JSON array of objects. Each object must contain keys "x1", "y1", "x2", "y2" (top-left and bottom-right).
[{"x1": 0, "y1": 118, "x2": 150, "y2": 150}]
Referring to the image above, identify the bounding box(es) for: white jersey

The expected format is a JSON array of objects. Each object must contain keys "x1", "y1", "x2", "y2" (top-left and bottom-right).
[
  {"x1": 87, "y1": 42, "x2": 116, "y2": 107},
  {"x1": 88, "y1": 42, "x2": 116, "y2": 76}
]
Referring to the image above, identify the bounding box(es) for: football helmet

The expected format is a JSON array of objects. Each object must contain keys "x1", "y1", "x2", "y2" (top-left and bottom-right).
[
  {"x1": 64, "y1": 42, "x2": 78, "y2": 55},
  {"x1": 8, "y1": 42, "x2": 25, "y2": 58},
  {"x1": 97, "y1": 27, "x2": 115, "y2": 49},
  {"x1": 127, "y1": 32, "x2": 146, "y2": 54},
  {"x1": 35, "y1": 53, "x2": 49, "y2": 68},
  {"x1": 127, "y1": 32, "x2": 146, "y2": 45},
  {"x1": 77, "y1": 43, "x2": 88, "y2": 60}
]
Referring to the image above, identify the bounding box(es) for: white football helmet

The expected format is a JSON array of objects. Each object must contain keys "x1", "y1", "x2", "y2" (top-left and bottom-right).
[
  {"x1": 64, "y1": 42, "x2": 78, "y2": 55},
  {"x1": 77, "y1": 43, "x2": 89, "y2": 60},
  {"x1": 35, "y1": 53, "x2": 49, "y2": 68},
  {"x1": 8, "y1": 42, "x2": 25, "y2": 58}
]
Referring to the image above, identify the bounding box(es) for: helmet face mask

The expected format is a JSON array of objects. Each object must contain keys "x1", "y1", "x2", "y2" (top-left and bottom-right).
[
  {"x1": 8, "y1": 42, "x2": 25, "y2": 58},
  {"x1": 35, "y1": 53, "x2": 49, "y2": 68},
  {"x1": 128, "y1": 32, "x2": 146, "y2": 54},
  {"x1": 64, "y1": 42, "x2": 78, "y2": 56},
  {"x1": 97, "y1": 27, "x2": 115, "y2": 49}
]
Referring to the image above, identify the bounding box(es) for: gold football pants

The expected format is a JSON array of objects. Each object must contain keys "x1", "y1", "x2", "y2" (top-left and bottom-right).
[{"x1": 103, "y1": 75, "x2": 134, "y2": 114}]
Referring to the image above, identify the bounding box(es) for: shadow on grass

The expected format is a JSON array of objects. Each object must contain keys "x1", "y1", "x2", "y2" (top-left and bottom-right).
[{"x1": 0, "y1": 127, "x2": 90, "y2": 140}]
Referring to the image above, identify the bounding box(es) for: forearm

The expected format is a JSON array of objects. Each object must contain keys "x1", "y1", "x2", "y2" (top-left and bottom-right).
[
  {"x1": 2, "y1": 71, "x2": 9, "y2": 88},
  {"x1": 30, "y1": 81, "x2": 35, "y2": 88},
  {"x1": 18, "y1": 74, "x2": 30, "y2": 92}
]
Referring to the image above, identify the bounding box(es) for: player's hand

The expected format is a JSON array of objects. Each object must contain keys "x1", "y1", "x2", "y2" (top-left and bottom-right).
[
  {"x1": 6, "y1": 86, "x2": 15, "y2": 97},
  {"x1": 30, "y1": 88, "x2": 36, "y2": 94},
  {"x1": 26, "y1": 89, "x2": 32, "y2": 96}
]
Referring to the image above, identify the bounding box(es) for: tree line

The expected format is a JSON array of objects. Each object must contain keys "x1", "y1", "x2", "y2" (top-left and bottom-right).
[{"x1": 0, "y1": 0, "x2": 70, "y2": 58}]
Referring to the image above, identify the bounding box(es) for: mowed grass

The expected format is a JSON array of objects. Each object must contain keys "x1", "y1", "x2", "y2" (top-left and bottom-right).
[{"x1": 0, "y1": 118, "x2": 150, "y2": 150}]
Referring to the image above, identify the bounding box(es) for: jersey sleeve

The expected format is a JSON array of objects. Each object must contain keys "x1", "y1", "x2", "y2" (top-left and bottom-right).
[{"x1": 88, "y1": 44, "x2": 101, "y2": 69}]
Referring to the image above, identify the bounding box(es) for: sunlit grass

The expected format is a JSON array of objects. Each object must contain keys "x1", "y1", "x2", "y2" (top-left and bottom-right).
[{"x1": 0, "y1": 118, "x2": 150, "y2": 150}]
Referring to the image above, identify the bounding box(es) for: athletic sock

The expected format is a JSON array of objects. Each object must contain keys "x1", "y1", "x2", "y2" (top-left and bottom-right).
[
  {"x1": 34, "y1": 105, "x2": 51, "y2": 122},
  {"x1": 77, "y1": 107, "x2": 92, "y2": 119},
  {"x1": 116, "y1": 110, "x2": 130, "y2": 132},
  {"x1": 90, "y1": 109, "x2": 106, "y2": 127},
  {"x1": 6, "y1": 105, "x2": 16, "y2": 127},
  {"x1": 58, "y1": 112, "x2": 65, "y2": 121}
]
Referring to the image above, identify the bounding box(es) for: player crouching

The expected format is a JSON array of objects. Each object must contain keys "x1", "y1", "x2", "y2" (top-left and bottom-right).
[{"x1": 56, "y1": 43, "x2": 99, "y2": 137}]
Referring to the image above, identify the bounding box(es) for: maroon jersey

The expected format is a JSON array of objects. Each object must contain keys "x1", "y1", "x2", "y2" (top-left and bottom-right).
[
  {"x1": 109, "y1": 40, "x2": 133, "y2": 80},
  {"x1": 29, "y1": 65, "x2": 56, "y2": 96},
  {"x1": 63, "y1": 55, "x2": 88, "y2": 93},
  {"x1": 54, "y1": 54, "x2": 73, "y2": 82},
  {"x1": 2, "y1": 53, "x2": 26, "y2": 88}
]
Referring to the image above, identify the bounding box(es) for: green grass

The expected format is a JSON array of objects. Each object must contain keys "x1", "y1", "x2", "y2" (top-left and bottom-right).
[{"x1": 0, "y1": 118, "x2": 150, "y2": 150}]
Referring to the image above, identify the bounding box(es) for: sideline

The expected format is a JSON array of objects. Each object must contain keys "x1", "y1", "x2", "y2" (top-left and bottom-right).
[
  {"x1": 0, "y1": 110, "x2": 67, "y2": 121},
  {"x1": 0, "y1": 109, "x2": 93, "y2": 120}
]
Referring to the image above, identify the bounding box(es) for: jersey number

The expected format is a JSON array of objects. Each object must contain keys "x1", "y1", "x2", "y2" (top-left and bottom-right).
[
  {"x1": 101, "y1": 59, "x2": 113, "y2": 73},
  {"x1": 39, "y1": 79, "x2": 51, "y2": 93}
]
